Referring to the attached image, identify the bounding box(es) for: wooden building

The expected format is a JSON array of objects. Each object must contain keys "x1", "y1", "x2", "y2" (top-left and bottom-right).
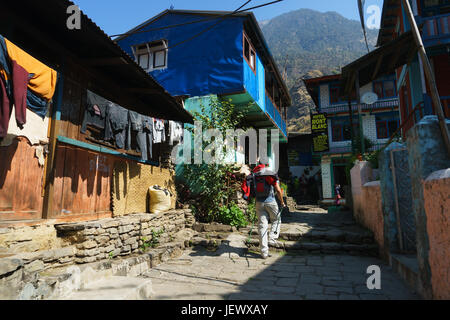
[{"x1": 0, "y1": 1, "x2": 193, "y2": 224}]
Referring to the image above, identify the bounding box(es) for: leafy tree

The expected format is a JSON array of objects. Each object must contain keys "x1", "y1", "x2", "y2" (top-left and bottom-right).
[{"x1": 182, "y1": 97, "x2": 254, "y2": 226}]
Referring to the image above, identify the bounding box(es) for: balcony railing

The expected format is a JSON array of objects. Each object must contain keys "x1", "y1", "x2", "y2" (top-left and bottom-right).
[
  {"x1": 419, "y1": 13, "x2": 450, "y2": 45},
  {"x1": 265, "y1": 93, "x2": 287, "y2": 137},
  {"x1": 320, "y1": 98, "x2": 399, "y2": 114}
]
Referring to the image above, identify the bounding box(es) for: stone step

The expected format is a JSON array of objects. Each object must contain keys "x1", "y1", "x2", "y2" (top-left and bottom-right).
[
  {"x1": 61, "y1": 276, "x2": 153, "y2": 300},
  {"x1": 243, "y1": 229, "x2": 375, "y2": 245},
  {"x1": 246, "y1": 238, "x2": 379, "y2": 256},
  {"x1": 9, "y1": 240, "x2": 189, "y2": 300}
]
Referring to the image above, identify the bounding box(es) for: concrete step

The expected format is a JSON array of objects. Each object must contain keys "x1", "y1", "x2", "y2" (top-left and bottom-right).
[
  {"x1": 62, "y1": 276, "x2": 153, "y2": 300},
  {"x1": 246, "y1": 238, "x2": 379, "y2": 256}
]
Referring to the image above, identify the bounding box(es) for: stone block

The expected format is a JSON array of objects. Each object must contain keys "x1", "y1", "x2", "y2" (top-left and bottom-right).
[
  {"x1": 124, "y1": 237, "x2": 138, "y2": 246},
  {"x1": 101, "y1": 220, "x2": 120, "y2": 229},
  {"x1": 83, "y1": 240, "x2": 97, "y2": 249},
  {"x1": 23, "y1": 260, "x2": 45, "y2": 274},
  {"x1": 118, "y1": 225, "x2": 133, "y2": 234},
  {"x1": 108, "y1": 228, "x2": 118, "y2": 235},
  {"x1": 96, "y1": 236, "x2": 110, "y2": 246},
  {"x1": 82, "y1": 228, "x2": 98, "y2": 236}
]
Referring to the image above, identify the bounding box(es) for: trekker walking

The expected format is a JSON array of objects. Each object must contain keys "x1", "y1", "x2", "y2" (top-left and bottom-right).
[{"x1": 242, "y1": 162, "x2": 287, "y2": 259}]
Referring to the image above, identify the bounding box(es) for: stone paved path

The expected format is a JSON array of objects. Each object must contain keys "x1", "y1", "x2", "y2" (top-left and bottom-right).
[{"x1": 141, "y1": 233, "x2": 419, "y2": 300}]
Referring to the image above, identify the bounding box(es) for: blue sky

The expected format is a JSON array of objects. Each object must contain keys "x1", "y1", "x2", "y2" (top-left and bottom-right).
[{"x1": 72, "y1": 0, "x2": 384, "y2": 36}]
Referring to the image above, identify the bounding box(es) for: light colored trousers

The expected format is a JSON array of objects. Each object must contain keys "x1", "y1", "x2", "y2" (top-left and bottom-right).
[{"x1": 256, "y1": 201, "x2": 281, "y2": 256}]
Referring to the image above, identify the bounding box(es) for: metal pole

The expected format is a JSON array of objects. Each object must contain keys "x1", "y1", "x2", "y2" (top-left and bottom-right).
[{"x1": 401, "y1": 0, "x2": 450, "y2": 157}]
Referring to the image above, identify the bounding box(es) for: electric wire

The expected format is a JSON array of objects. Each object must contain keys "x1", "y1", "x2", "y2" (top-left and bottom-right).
[{"x1": 110, "y1": 1, "x2": 283, "y2": 40}]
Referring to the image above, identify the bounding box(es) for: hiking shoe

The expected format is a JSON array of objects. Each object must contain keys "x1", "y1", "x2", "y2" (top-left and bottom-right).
[{"x1": 261, "y1": 253, "x2": 272, "y2": 259}]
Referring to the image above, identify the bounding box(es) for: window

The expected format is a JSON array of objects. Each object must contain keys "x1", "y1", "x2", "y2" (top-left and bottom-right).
[
  {"x1": 384, "y1": 81, "x2": 396, "y2": 97},
  {"x1": 373, "y1": 79, "x2": 397, "y2": 99},
  {"x1": 330, "y1": 87, "x2": 340, "y2": 104},
  {"x1": 250, "y1": 49, "x2": 256, "y2": 69},
  {"x1": 329, "y1": 83, "x2": 350, "y2": 105},
  {"x1": 331, "y1": 118, "x2": 359, "y2": 142},
  {"x1": 134, "y1": 40, "x2": 168, "y2": 71},
  {"x1": 332, "y1": 124, "x2": 343, "y2": 142},
  {"x1": 376, "y1": 121, "x2": 388, "y2": 139},
  {"x1": 153, "y1": 49, "x2": 166, "y2": 68},
  {"x1": 243, "y1": 32, "x2": 256, "y2": 72},
  {"x1": 376, "y1": 114, "x2": 400, "y2": 139},
  {"x1": 388, "y1": 120, "x2": 399, "y2": 136}
]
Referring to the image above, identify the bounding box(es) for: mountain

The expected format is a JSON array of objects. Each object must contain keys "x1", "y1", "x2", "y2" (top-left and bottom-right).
[{"x1": 260, "y1": 9, "x2": 379, "y2": 133}]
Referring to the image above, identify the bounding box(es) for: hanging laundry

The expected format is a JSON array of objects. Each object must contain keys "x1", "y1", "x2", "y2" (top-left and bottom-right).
[
  {"x1": 128, "y1": 110, "x2": 143, "y2": 153},
  {"x1": 0, "y1": 35, "x2": 56, "y2": 120},
  {"x1": 152, "y1": 118, "x2": 166, "y2": 144},
  {"x1": 169, "y1": 120, "x2": 183, "y2": 145},
  {"x1": 105, "y1": 103, "x2": 129, "y2": 150},
  {"x1": 129, "y1": 113, "x2": 154, "y2": 161},
  {"x1": 26, "y1": 89, "x2": 49, "y2": 119},
  {"x1": 3, "y1": 37, "x2": 57, "y2": 101},
  {"x1": 11, "y1": 60, "x2": 31, "y2": 129},
  {"x1": 0, "y1": 73, "x2": 10, "y2": 138},
  {"x1": 81, "y1": 90, "x2": 108, "y2": 134}
]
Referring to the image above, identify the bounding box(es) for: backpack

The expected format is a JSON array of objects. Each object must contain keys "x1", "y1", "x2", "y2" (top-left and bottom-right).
[{"x1": 243, "y1": 168, "x2": 278, "y2": 200}]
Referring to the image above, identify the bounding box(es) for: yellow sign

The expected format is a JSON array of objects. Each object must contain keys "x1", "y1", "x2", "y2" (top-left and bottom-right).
[
  {"x1": 311, "y1": 113, "x2": 328, "y2": 132},
  {"x1": 312, "y1": 133, "x2": 329, "y2": 153}
]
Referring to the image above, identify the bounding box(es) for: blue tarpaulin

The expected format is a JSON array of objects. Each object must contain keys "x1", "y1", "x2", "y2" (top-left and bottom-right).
[{"x1": 118, "y1": 12, "x2": 245, "y2": 98}]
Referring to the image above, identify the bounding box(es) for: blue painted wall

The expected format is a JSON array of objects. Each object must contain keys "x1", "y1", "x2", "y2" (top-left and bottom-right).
[
  {"x1": 117, "y1": 13, "x2": 245, "y2": 97},
  {"x1": 243, "y1": 52, "x2": 265, "y2": 112}
]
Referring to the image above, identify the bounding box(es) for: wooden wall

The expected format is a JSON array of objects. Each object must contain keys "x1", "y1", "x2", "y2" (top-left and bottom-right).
[
  {"x1": 48, "y1": 143, "x2": 113, "y2": 220},
  {"x1": 0, "y1": 137, "x2": 44, "y2": 221},
  {"x1": 0, "y1": 67, "x2": 174, "y2": 222}
]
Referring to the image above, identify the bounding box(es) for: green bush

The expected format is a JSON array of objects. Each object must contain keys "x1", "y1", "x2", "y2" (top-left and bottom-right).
[
  {"x1": 366, "y1": 149, "x2": 381, "y2": 169},
  {"x1": 246, "y1": 198, "x2": 257, "y2": 225},
  {"x1": 217, "y1": 203, "x2": 248, "y2": 228}
]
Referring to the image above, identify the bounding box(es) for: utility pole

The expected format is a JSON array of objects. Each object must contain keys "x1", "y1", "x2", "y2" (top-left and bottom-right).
[{"x1": 401, "y1": 0, "x2": 450, "y2": 157}]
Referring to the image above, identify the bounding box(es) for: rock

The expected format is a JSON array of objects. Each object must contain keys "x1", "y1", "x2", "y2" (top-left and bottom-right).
[
  {"x1": 24, "y1": 260, "x2": 45, "y2": 273},
  {"x1": 101, "y1": 220, "x2": 120, "y2": 229},
  {"x1": 0, "y1": 258, "x2": 23, "y2": 276},
  {"x1": 96, "y1": 236, "x2": 110, "y2": 245},
  {"x1": 82, "y1": 228, "x2": 98, "y2": 236},
  {"x1": 54, "y1": 223, "x2": 85, "y2": 232},
  {"x1": 118, "y1": 225, "x2": 133, "y2": 234},
  {"x1": 83, "y1": 240, "x2": 97, "y2": 249}
]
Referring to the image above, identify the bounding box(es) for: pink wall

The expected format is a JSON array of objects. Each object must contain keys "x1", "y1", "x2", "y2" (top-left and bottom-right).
[
  {"x1": 423, "y1": 171, "x2": 450, "y2": 300},
  {"x1": 358, "y1": 182, "x2": 386, "y2": 260}
]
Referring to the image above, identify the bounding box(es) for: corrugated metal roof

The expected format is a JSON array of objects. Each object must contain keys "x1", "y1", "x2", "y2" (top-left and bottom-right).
[{"x1": 0, "y1": 0, "x2": 193, "y2": 123}]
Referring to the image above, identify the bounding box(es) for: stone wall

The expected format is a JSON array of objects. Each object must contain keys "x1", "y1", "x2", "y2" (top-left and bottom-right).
[
  {"x1": 423, "y1": 169, "x2": 450, "y2": 300},
  {"x1": 0, "y1": 209, "x2": 195, "y2": 299},
  {"x1": 406, "y1": 116, "x2": 450, "y2": 300},
  {"x1": 0, "y1": 223, "x2": 64, "y2": 254}
]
